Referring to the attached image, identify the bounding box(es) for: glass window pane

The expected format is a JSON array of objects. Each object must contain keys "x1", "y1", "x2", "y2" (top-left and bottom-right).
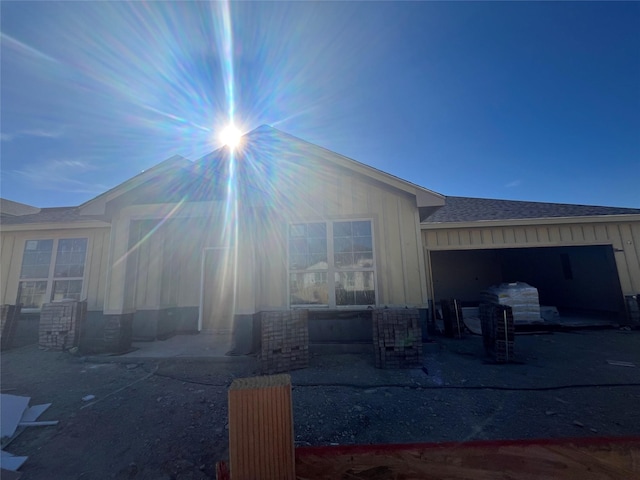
[
  {"x1": 333, "y1": 221, "x2": 352, "y2": 237},
  {"x1": 53, "y1": 265, "x2": 71, "y2": 277},
  {"x1": 352, "y1": 221, "x2": 372, "y2": 237},
  {"x1": 51, "y1": 280, "x2": 82, "y2": 302},
  {"x1": 290, "y1": 254, "x2": 307, "y2": 270},
  {"x1": 354, "y1": 252, "x2": 374, "y2": 267},
  {"x1": 307, "y1": 223, "x2": 326, "y2": 238},
  {"x1": 353, "y1": 236, "x2": 372, "y2": 252},
  {"x1": 17, "y1": 281, "x2": 48, "y2": 309},
  {"x1": 335, "y1": 272, "x2": 375, "y2": 306},
  {"x1": 290, "y1": 238, "x2": 308, "y2": 255},
  {"x1": 290, "y1": 272, "x2": 328, "y2": 305},
  {"x1": 307, "y1": 237, "x2": 327, "y2": 254},
  {"x1": 290, "y1": 224, "x2": 306, "y2": 237},
  {"x1": 308, "y1": 254, "x2": 328, "y2": 268},
  {"x1": 20, "y1": 240, "x2": 52, "y2": 279},
  {"x1": 334, "y1": 237, "x2": 352, "y2": 254},
  {"x1": 335, "y1": 253, "x2": 354, "y2": 268},
  {"x1": 54, "y1": 238, "x2": 87, "y2": 278}
]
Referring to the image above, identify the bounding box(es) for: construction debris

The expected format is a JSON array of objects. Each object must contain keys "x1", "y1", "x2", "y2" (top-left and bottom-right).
[
  {"x1": 607, "y1": 360, "x2": 636, "y2": 368},
  {"x1": 0, "y1": 394, "x2": 58, "y2": 473}
]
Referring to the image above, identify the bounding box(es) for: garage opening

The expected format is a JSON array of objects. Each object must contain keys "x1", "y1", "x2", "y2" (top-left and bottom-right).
[{"x1": 430, "y1": 245, "x2": 626, "y2": 322}]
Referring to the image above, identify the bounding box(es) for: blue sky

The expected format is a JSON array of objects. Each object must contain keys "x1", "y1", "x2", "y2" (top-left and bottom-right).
[{"x1": 1, "y1": 1, "x2": 639, "y2": 208}]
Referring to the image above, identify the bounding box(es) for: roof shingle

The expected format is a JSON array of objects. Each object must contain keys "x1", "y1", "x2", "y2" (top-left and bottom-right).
[
  {"x1": 0, "y1": 207, "x2": 103, "y2": 226},
  {"x1": 422, "y1": 196, "x2": 640, "y2": 224}
]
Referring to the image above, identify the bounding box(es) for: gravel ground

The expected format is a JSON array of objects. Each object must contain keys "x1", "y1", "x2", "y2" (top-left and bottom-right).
[{"x1": 1, "y1": 330, "x2": 640, "y2": 479}]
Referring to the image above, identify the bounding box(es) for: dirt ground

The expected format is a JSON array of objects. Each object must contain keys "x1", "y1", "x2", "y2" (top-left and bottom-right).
[{"x1": 2, "y1": 329, "x2": 640, "y2": 480}]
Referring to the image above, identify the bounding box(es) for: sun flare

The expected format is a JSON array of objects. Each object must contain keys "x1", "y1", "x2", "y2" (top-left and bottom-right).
[{"x1": 220, "y1": 125, "x2": 242, "y2": 149}]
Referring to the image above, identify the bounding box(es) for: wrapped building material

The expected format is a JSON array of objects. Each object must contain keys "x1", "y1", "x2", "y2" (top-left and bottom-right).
[{"x1": 481, "y1": 282, "x2": 541, "y2": 325}]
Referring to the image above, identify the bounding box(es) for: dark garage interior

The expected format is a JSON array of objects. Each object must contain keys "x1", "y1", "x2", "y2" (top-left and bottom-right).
[{"x1": 430, "y1": 245, "x2": 626, "y2": 319}]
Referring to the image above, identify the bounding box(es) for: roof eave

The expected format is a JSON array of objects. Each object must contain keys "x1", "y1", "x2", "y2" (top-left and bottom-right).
[
  {"x1": 1, "y1": 220, "x2": 111, "y2": 232},
  {"x1": 421, "y1": 213, "x2": 640, "y2": 229},
  {"x1": 78, "y1": 155, "x2": 192, "y2": 215}
]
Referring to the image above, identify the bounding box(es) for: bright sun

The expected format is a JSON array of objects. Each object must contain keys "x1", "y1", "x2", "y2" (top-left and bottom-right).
[{"x1": 219, "y1": 125, "x2": 242, "y2": 149}]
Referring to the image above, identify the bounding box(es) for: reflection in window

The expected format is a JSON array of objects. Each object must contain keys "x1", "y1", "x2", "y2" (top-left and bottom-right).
[
  {"x1": 17, "y1": 281, "x2": 48, "y2": 309},
  {"x1": 289, "y1": 221, "x2": 375, "y2": 307},
  {"x1": 290, "y1": 272, "x2": 328, "y2": 305},
  {"x1": 335, "y1": 271, "x2": 375, "y2": 306},
  {"x1": 17, "y1": 238, "x2": 87, "y2": 309}
]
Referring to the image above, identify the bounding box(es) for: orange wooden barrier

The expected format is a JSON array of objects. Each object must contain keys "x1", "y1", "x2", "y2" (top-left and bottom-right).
[{"x1": 228, "y1": 374, "x2": 295, "y2": 480}]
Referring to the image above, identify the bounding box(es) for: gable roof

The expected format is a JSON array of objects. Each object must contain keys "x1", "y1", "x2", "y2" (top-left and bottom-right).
[
  {"x1": 0, "y1": 198, "x2": 40, "y2": 217},
  {"x1": 0, "y1": 206, "x2": 108, "y2": 227},
  {"x1": 78, "y1": 155, "x2": 192, "y2": 215},
  {"x1": 198, "y1": 125, "x2": 445, "y2": 208},
  {"x1": 422, "y1": 196, "x2": 640, "y2": 224}
]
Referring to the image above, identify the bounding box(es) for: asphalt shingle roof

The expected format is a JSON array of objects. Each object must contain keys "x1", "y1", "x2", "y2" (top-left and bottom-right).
[
  {"x1": 0, "y1": 207, "x2": 101, "y2": 225},
  {"x1": 422, "y1": 196, "x2": 640, "y2": 224}
]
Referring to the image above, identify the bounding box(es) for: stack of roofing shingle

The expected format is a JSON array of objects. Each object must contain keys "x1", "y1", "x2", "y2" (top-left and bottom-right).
[
  {"x1": 482, "y1": 282, "x2": 541, "y2": 325},
  {"x1": 260, "y1": 310, "x2": 309, "y2": 374},
  {"x1": 39, "y1": 300, "x2": 86, "y2": 350},
  {"x1": 373, "y1": 309, "x2": 422, "y2": 369}
]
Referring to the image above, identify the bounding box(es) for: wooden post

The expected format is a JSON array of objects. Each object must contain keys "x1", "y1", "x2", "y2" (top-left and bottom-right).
[{"x1": 228, "y1": 374, "x2": 295, "y2": 480}]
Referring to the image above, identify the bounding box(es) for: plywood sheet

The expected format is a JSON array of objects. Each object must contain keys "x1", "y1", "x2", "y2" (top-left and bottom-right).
[
  {"x1": 295, "y1": 437, "x2": 640, "y2": 480},
  {"x1": 0, "y1": 395, "x2": 30, "y2": 439}
]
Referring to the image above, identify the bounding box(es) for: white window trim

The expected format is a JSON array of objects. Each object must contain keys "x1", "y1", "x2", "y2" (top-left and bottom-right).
[
  {"x1": 287, "y1": 219, "x2": 378, "y2": 309},
  {"x1": 18, "y1": 237, "x2": 89, "y2": 313}
]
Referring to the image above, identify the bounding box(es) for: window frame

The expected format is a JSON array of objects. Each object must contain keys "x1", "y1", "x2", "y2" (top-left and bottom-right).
[
  {"x1": 287, "y1": 219, "x2": 377, "y2": 309},
  {"x1": 17, "y1": 237, "x2": 89, "y2": 312}
]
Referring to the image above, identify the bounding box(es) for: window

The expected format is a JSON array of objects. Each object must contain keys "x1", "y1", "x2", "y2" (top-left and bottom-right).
[
  {"x1": 289, "y1": 221, "x2": 375, "y2": 307},
  {"x1": 17, "y1": 238, "x2": 88, "y2": 310}
]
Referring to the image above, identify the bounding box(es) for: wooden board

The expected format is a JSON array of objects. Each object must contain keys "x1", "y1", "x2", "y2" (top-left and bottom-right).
[
  {"x1": 294, "y1": 437, "x2": 640, "y2": 480},
  {"x1": 228, "y1": 374, "x2": 295, "y2": 480}
]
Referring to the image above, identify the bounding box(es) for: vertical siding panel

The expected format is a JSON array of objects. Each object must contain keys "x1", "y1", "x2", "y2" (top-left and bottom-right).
[
  {"x1": 459, "y1": 230, "x2": 471, "y2": 246},
  {"x1": 515, "y1": 228, "x2": 527, "y2": 245},
  {"x1": 594, "y1": 225, "x2": 608, "y2": 242},
  {"x1": 481, "y1": 229, "x2": 492, "y2": 246},
  {"x1": 559, "y1": 226, "x2": 573, "y2": 243},
  {"x1": 570, "y1": 225, "x2": 585, "y2": 242},
  {"x1": 396, "y1": 198, "x2": 409, "y2": 303},
  {"x1": 98, "y1": 229, "x2": 110, "y2": 309},
  {"x1": 524, "y1": 227, "x2": 538, "y2": 244},
  {"x1": 383, "y1": 192, "x2": 403, "y2": 303},
  {"x1": 351, "y1": 177, "x2": 367, "y2": 213},
  {"x1": 618, "y1": 223, "x2": 640, "y2": 292},
  {"x1": 608, "y1": 224, "x2": 633, "y2": 294},
  {"x1": 86, "y1": 230, "x2": 104, "y2": 310},
  {"x1": 339, "y1": 174, "x2": 353, "y2": 215},
  {"x1": 428, "y1": 231, "x2": 438, "y2": 248},
  {"x1": 503, "y1": 228, "x2": 515, "y2": 245},
  {"x1": 491, "y1": 228, "x2": 504, "y2": 245},
  {"x1": 583, "y1": 224, "x2": 597, "y2": 243},
  {"x1": 632, "y1": 223, "x2": 640, "y2": 273},
  {"x1": 448, "y1": 230, "x2": 461, "y2": 247},
  {"x1": 436, "y1": 231, "x2": 448, "y2": 247},
  {"x1": 471, "y1": 230, "x2": 482, "y2": 246},
  {"x1": 537, "y1": 227, "x2": 550, "y2": 244},
  {"x1": 322, "y1": 169, "x2": 338, "y2": 217},
  {"x1": 1, "y1": 234, "x2": 16, "y2": 303},
  {"x1": 5, "y1": 235, "x2": 25, "y2": 305},
  {"x1": 548, "y1": 226, "x2": 561, "y2": 244}
]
